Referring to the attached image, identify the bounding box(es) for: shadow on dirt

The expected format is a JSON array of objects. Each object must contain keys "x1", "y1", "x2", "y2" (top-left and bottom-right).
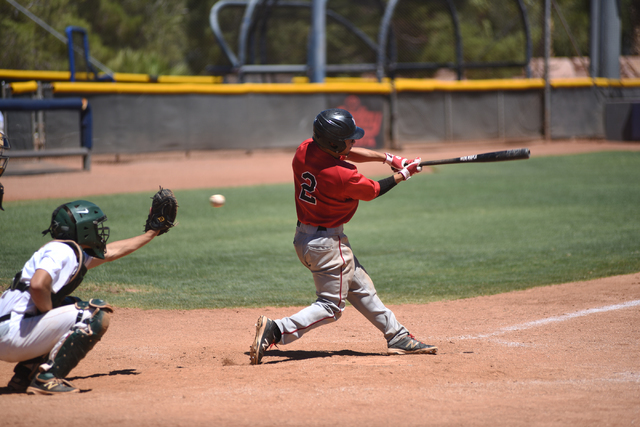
[
  {"x1": 0, "y1": 386, "x2": 21, "y2": 395},
  {"x1": 69, "y1": 368, "x2": 140, "y2": 380},
  {"x1": 249, "y1": 349, "x2": 383, "y2": 364},
  {"x1": 0, "y1": 368, "x2": 139, "y2": 395}
]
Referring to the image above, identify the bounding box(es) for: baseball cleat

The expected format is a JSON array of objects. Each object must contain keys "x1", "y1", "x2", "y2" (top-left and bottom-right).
[
  {"x1": 7, "y1": 363, "x2": 36, "y2": 393},
  {"x1": 7, "y1": 356, "x2": 47, "y2": 393},
  {"x1": 387, "y1": 333, "x2": 437, "y2": 355},
  {"x1": 250, "y1": 315, "x2": 280, "y2": 365},
  {"x1": 7, "y1": 372, "x2": 31, "y2": 393},
  {"x1": 26, "y1": 372, "x2": 79, "y2": 395}
]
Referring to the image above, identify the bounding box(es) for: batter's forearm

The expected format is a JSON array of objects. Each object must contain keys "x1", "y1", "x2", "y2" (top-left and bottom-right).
[
  {"x1": 376, "y1": 175, "x2": 398, "y2": 197},
  {"x1": 376, "y1": 171, "x2": 408, "y2": 197},
  {"x1": 346, "y1": 148, "x2": 386, "y2": 163}
]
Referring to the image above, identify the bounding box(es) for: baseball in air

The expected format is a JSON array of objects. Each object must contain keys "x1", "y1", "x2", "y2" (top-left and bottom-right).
[{"x1": 209, "y1": 194, "x2": 225, "y2": 208}]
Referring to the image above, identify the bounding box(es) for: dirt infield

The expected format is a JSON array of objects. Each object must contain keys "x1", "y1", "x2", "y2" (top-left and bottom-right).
[{"x1": 1, "y1": 139, "x2": 639, "y2": 426}]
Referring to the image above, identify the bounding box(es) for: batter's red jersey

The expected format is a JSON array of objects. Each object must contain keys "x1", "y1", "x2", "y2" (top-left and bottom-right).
[{"x1": 293, "y1": 138, "x2": 380, "y2": 228}]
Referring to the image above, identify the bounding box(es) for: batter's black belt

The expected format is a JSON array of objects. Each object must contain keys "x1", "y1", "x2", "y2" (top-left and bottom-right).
[{"x1": 297, "y1": 220, "x2": 327, "y2": 231}]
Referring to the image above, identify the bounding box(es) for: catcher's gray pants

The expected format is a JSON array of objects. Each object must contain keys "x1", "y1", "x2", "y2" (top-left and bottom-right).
[{"x1": 274, "y1": 223, "x2": 409, "y2": 346}]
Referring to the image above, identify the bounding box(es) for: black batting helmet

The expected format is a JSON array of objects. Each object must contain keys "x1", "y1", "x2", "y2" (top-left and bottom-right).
[{"x1": 312, "y1": 108, "x2": 364, "y2": 153}]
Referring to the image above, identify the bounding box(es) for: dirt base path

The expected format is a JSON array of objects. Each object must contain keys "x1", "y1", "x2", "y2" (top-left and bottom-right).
[
  {"x1": 1, "y1": 274, "x2": 638, "y2": 426},
  {"x1": 1, "y1": 139, "x2": 639, "y2": 426}
]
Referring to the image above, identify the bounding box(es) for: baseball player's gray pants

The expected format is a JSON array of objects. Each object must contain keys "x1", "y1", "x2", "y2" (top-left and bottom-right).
[{"x1": 274, "y1": 223, "x2": 409, "y2": 346}]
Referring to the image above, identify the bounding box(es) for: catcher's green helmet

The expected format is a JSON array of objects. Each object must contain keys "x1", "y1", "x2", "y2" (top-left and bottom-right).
[{"x1": 43, "y1": 200, "x2": 110, "y2": 259}]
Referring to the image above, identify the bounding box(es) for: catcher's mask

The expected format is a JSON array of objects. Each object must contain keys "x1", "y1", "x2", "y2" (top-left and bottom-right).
[
  {"x1": 312, "y1": 108, "x2": 364, "y2": 154},
  {"x1": 42, "y1": 200, "x2": 110, "y2": 259},
  {"x1": 0, "y1": 131, "x2": 10, "y2": 211}
]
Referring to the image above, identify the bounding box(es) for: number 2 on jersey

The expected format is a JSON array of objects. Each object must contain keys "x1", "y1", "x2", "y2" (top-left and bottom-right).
[{"x1": 299, "y1": 171, "x2": 317, "y2": 205}]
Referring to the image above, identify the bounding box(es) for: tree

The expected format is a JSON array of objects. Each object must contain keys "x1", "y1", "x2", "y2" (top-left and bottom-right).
[
  {"x1": 0, "y1": 0, "x2": 637, "y2": 78},
  {"x1": 1, "y1": 0, "x2": 190, "y2": 75}
]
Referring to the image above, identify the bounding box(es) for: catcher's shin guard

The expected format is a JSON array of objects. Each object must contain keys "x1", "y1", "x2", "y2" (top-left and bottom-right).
[{"x1": 44, "y1": 302, "x2": 112, "y2": 379}]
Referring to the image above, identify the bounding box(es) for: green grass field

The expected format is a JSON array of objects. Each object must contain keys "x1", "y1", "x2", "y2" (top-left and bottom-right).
[{"x1": 1, "y1": 151, "x2": 639, "y2": 309}]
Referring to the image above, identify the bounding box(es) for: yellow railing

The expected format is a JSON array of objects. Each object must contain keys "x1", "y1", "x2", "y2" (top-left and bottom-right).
[{"x1": 3, "y1": 68, "x2": 639, "y2": 95}]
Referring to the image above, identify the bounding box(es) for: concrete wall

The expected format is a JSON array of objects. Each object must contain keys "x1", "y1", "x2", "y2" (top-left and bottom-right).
[
  {"x1": 5, "y1": 79, "x2": 640, "y2": 156},
  {"x1": 40, "y1": 92, "x2": 390, "y2": 154}
]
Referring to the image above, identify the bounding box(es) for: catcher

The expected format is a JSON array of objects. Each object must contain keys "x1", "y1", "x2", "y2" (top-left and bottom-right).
[
  {"x1": 0, "y1": 188, "x2": 177, "y2": 394},
  {"x1": 0, "y1": 130, "x2": 10, "y2": 211}
]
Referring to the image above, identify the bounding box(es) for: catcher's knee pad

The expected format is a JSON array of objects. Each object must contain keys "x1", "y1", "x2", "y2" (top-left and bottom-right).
[{"x1": 45, "y1": 305, "x2": 111, "y2": 379}]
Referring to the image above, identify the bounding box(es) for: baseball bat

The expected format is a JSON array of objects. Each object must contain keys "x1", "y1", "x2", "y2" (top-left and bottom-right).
[{"x1": 418, "y1": 148, "x2": 530, "y2": 167}]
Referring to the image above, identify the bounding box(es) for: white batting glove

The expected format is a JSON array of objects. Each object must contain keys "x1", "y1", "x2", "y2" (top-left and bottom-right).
[
  {"x1": 384, "y1": 152, "x2": 409, "y2": 172},
  {"x1": 399, "y1": 158, "x2": 422, "y2": 180}
]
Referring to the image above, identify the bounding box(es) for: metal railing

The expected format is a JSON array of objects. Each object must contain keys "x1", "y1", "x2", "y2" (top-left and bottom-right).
[{"x1": 209, "y1": 0, "x2": 532, "y2": 82}]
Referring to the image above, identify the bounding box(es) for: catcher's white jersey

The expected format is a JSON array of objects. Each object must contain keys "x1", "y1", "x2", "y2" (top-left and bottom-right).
[
  {"x1": 0, "y1": 242, "x2": 94, "y2": 363},
  {"x1": 0, "y1": 242, "x2": 92, "y2": 318}
]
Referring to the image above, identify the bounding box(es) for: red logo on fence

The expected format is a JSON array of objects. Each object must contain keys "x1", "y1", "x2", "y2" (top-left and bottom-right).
[{"x1": 338, "y1": 96, "x2": 382, "y2": 148}]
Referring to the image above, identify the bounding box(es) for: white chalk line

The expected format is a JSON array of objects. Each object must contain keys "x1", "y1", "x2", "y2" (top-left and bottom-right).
[{"x1": 452, "y1": 299, "x2": 640, "y2": 341}]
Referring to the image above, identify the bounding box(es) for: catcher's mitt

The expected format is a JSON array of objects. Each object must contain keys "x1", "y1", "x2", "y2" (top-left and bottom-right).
[{"x1": 145, "y1": 186, "x2": 178, "y2": 235}]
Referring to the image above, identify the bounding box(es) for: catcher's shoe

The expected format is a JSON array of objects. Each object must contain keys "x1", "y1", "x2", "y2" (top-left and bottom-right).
[
  {"x1": 26, "y1": 372, "x2": 79, "y2": 395},
  {"x1": 387, "y1": 334, "x2": 437, "y2": 355},
  {"x1": 7, "y1": 367, "x2": 33, "y2": 393},
  {"x1": 7, "y1": 355, "x2": 47, "y2": 393},
  {"x1": 250, "y1": 315, "x2": 280, "y2": 365}
]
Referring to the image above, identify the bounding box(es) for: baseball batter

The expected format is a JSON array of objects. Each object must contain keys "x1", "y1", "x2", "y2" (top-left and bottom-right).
[
  {"x1": 0, "y1": 193, "x2": 177, "y2": 394},
  {"x1": 250, "y1": 108, "x2": 437, "y2": 364}
]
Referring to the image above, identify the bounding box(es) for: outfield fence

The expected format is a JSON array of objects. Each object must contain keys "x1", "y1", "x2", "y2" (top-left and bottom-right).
[{"x1": 1, "y1": 73, "x2": 640, "y2": 164}]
